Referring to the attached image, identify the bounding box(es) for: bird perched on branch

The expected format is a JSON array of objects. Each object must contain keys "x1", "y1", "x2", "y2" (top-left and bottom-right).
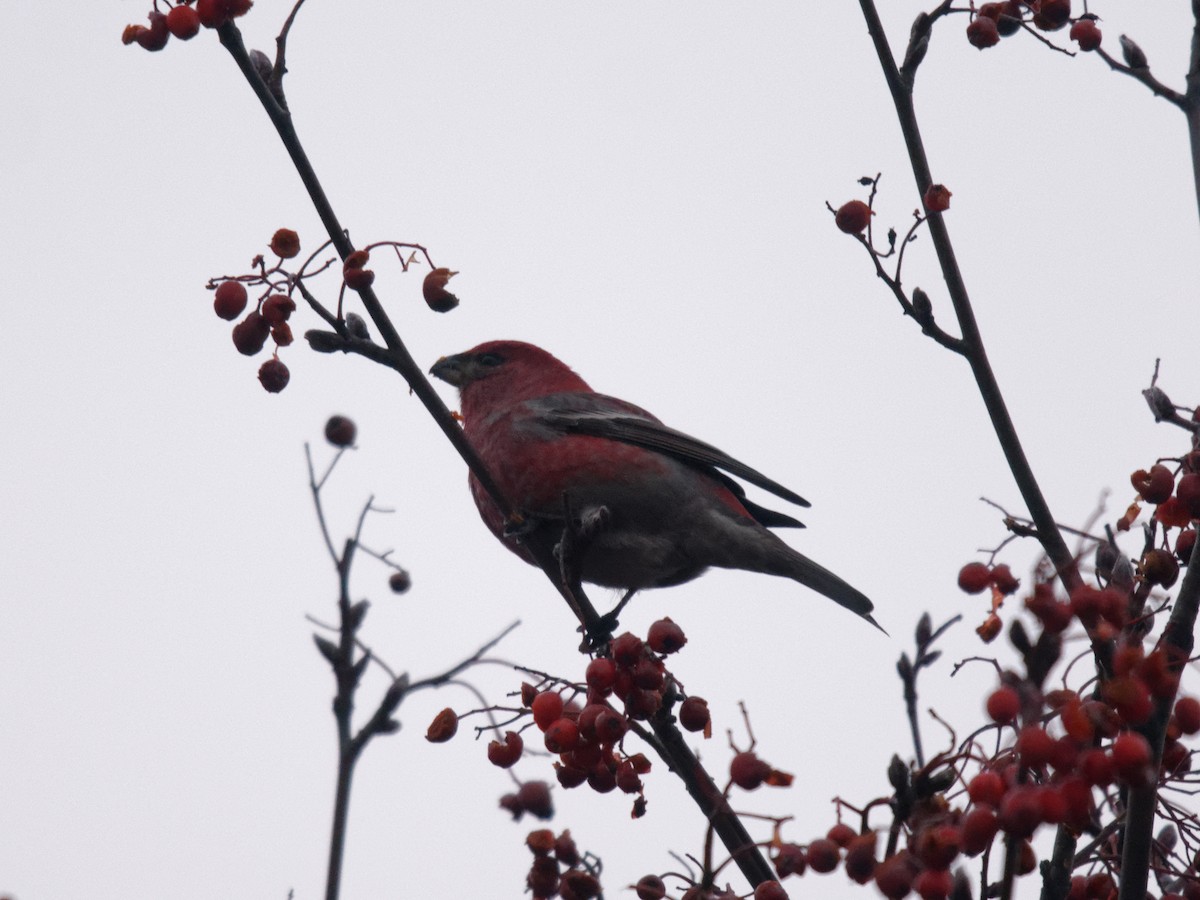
[{"x1": 430, "y1": 340, "x2": 880, "y2": 631}]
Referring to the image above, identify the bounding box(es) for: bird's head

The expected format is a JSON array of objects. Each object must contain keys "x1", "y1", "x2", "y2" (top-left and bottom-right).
[{"x1": 430, "y1": 340, "x2": 592, "y2": 417}]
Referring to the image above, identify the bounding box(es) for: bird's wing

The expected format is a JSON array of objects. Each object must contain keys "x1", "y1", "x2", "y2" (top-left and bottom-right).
[{"x1": 531, "y1": 392, "x2": 812, "y2": 511}]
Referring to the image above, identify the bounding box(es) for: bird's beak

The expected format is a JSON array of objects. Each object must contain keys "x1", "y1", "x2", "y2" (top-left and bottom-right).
[{"x1": 429, "y1": 353, "x2": 469, "y2": 387}]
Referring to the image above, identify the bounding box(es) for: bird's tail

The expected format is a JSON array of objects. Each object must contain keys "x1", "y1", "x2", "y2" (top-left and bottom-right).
[{"x1": 767, "y1": 544, "x2": 885, "y2": 634}]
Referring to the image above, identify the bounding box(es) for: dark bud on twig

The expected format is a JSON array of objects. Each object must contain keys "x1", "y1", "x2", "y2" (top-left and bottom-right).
[
  {"x1": 912, "y1": 287, "x2": 933, "y2": 323},
  {"x1": 1009, "y1": 620, "x2": 1032, "y2": 655},
  {"x1": 921, "y1": 650, "x2": 942, "y2": 668},
  {"x1": 347, "y1": 599, "x2": 370, "y2": 632},
  {"x1": 1095, "y1": 541, "x2": 1119, "y2": 580},
  {"x1": 887, "y1": 227, "x2": 897, "y2": 250},
  {"x1": 1119, "y1": 35, "x2": 1148, "y2": 69},
  {"x1": 345, "y1": 312, "x2": 371, "y2": 340},
  {"x1": 377, "y1": 719, "x2": 401, "y2": 735},
  {"x1": 897, "y1": 652, "x2": 914, "y2": 681},
  {"x1": 383, "y1": 674, "x2": 411, "y2": 710},
  {"x1": 858, "y1": 176, "x2": 876, "y2": 186},
  {"x1": 949, "y1": 868, "x2": 974, "y2": 900},
  {"x1": 888, "y1": 754, "x2": 910, "y2": 793},
  {"x1": 314, "y1": 635, "x2": 341, "y2": 665},
  {"x1": 350, "y1": 652, "x2": 370, "y2": 686},
  {"x1": 306, "y1": 329, "x2": 343, "y2": 353},
  {"x1": 1142, "y1": 385, "x2": 1174, "y2": 421},
  {"x1": 915, "y1": 612, "x2": 932, "y2": 648},
  {"x1": 916, "y1": 767, "x2": 956, "y2": 796}
]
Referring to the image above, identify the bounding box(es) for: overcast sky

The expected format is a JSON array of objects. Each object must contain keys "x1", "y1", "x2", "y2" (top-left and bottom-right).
[{"x1": 3, "y1": 3, "x2": 1198, "y2": 899}]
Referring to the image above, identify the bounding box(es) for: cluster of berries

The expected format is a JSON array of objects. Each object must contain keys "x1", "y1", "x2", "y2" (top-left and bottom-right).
[
  {"x1": 965, "y1": 1, "x2": 1102, "y2": 52},
  {"x1": 523, "y1": 829, "x2": 601, "y2": 900},
  {"x1": 122, "y1": 0, "x2": 252, "y2": 51},
  {"x1": 210, "y1": 229, "x2": 301, "y2": 393}
]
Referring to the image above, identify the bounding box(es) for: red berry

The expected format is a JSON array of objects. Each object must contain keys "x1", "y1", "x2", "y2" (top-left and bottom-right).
[
  {"x1": 624, "y1": 688, "x2": 663, "y2": 720},
  {"x1": 678, "y1": 696, "x2": 710, "y2": 733},
  {"x1": 986, "y1": 686, "x2": 1020, "y2": 724},
  {"x1": 1175, "y1": 696, "x2": 1200, "y2": 734},
  {"x1": 834, "y1": 200, "x2": 873, "y2": 234},
  {"x1": 270, "y1": 322, "x2": 293, "y2": 347},
  {"x1": 257, "y1": 357, "x2": 290, "y2": 393},
  {"x1": 729, "y1": 751, "x2": 771, "y2": 790},
  {"x1": 585, "y1": 658, "x2": 617, "y2": 693},
  {"x1": 554, "y1": 763, "x2": 587, "y2": 789},
  {"x1": 1033, "y1": 0, "x2": 1070, "y2": 30},
  {"x1": 232, "y1": 311, "x2": 271, "y2": 355},
  {"x1": 966, "y1": 16, "x2": 1000, "y2": 49},
  {"x1": 843, "y1": 833, "x2": 877, "y2": 884},
  {"x1": 1178, "y1": 473, "x2": 1200, "y2": 518},
  {"x1": 610, "y1": 632, "x2": 644, "y2": 667},
  {"x1": 213, "y1": 280, "x2": 249, "y2": 320},
  {"x1": 593, "y1": 708, "x2": 627, "y2": 745},
  {"x1": 913, "y1": 868, "x2": 953, "y2": 900},
  {"x1": 196, "y1": 0, "x2": 227, "y2": 27},
  {"x1": 646, "y1": 617, "x2": 687, "y2": 654},
  {"x1": 826, "y1": 822, "x2": 856, "y2": 848},
  {"x1": 1015, "y1": 725, "x2": 1055, "y2": 768},
  {"x1": 1176, "y1": 529, "x2": 1197, "y2": 563},
  {"x1": 913, "y1": 824, "x2": 960, "y2": 869},
  {"x1": 422, "y1": 267, "x2": 461, "y2": 313},
  {"x1": 544, "y1": 718, "x2": 580, "y2": 753},
  {"x1": 1111, "y1": 731, "x2": 1152, "y2": 784},
  {"x1": 754, "y1": 881, "x2": 789, "y2": 900},
  {"x1": 874, "y1": 852, "x2": 916, "y2": 899},
  {"x1": 324, "y1": 415, "x2": 357, "y2": 447},
  {"x1": 960, "y1": 805, "x2": 998, "y2": 856},
  {"x1": 806, "y1": 838, "x2": 839, "y2": 874},
  {"x1": 923, "y1": 183, "x2": 952, "y2": 212},
  {"x1": 967, "y1": 771, "x2": 1006, "y2": 807},
  {"x1": 1142, "y1": 547, "x2": 1180, "y2": 587},
  {"x1": 166, "y1": 5, "x2": 201, "y2": 39},
  {"x1": 957, "y1": 561, "x2": 992, "y2": 594},
  {"x1": 586, "y1": 763, "x2": 617, "y2": 794},
  {"x1": 1036, "y1": 785, "x2": 1067, "y2": 824},
  {"x1": 269, "y1": 228, "x2": 301, "y2": 259},
  {"x1": 487, "y1": 731, "x2": 524, "y2": 768},
  {"x1": 1079, "y1": 749, "x2": 1115, "y2": 786},
  {"x1": 997, "y1": 785, "x2": 1042, "y2": 837},
  {"x1": 1104, "y1": 675, "x2": 1152, "y2": 725},
  {"x1": 531, "y1": 691, "x2": 565, "y2": 731},
  {"x1": 635, "y1": 875, "x2": 667, "y2": 900}
]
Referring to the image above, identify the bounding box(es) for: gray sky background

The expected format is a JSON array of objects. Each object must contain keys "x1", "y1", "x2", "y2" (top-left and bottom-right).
[{"x1": 3, "y1": 3, "x2": 1198, "y2": 898}]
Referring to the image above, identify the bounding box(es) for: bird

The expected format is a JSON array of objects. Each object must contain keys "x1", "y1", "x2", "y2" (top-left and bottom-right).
[{"x1": 430, "y1": 340, "x2": 880, "y2": 631}]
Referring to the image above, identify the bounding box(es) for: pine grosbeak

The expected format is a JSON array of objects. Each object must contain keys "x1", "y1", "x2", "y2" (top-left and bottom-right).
[{"x1": 431, "y1": 340, "x2": 878, "y2": 629}]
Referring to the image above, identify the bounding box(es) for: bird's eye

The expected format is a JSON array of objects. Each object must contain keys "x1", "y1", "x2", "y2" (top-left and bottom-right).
[{"x1": 476, "y1": 353, "x2": 504, "y2": 367}]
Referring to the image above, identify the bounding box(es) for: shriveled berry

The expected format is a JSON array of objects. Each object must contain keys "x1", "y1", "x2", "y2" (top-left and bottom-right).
[
  {"x1": 387, "y1": 570, "x2": 411, "y2": 593},
  {"x1": 270, "y1": 322, "x2": 293, "y2": 347},
  {"x1": 258, "y1": 357, "x2": 290, "y2": 393},
  {"x1": 262, "y1": 293, "x2": 296, "y2": 324},
  {"x1": 422, "y1": 267, "x2": 461, "y2": 313},
  {"x1": 990, "y1": 563, "x2": 1020, "y2": 595},
  {"x1": 913, "y1": 823, "x2": 960, "y2": 869},
  {"x1": 615, "y1": 758, "x2": 642, "y2": 794},
  {"x1": 343, "y1": 267, "x2": 375, "y2": 290},
  {"x1": 957, "y1": 561, "x2": 992, "y2": 594},
  {"x1": 136, "y1": 11, "x2": 170, "y2": 50},
  {"x1": 1142, "y1": 548, "x2": 1180, "y2": 587},
  {"x1": 214, "y1": 280, "x2": 249, "y2": 320},
  {"x1": 487, "y1": 731, "x2": 524, "y2": 768},
  {"x1": 1132, "y1": 464, "x2": 1174, "y2": 503},
  {"x1": 773, "y1": 843, "x2": 807, "y2": 878},
  {"x1": 647, "y1": 617, "x2": 687, "y2": 654},
  {"x1": 424, "y1": 707, "x2": 458, "y2": 743},
  {"x1": 754, "y1": 881, "x2": 789, "y2": 900},
  {"x1": 554, "y1": 762, "x2": 587, "y2": 789},
  {"x1": 834, "y1": 200, "x2": 873, "y2": 234},
  {"x1": 1033, "y1": 0, "x2": 1070, "y2": 30},
  {"x1": 966, "y1": 16, "x2": 1000, "y2": 49},
  {"x1": 679, "y1": 696, "x2": 710, "y2": 733},
  {"x1": 324, "y1": 415, "x2": 357, "y2": 447},
  {"x1": 516, "y1": 780, "x2": 553, "y2": 819}
]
